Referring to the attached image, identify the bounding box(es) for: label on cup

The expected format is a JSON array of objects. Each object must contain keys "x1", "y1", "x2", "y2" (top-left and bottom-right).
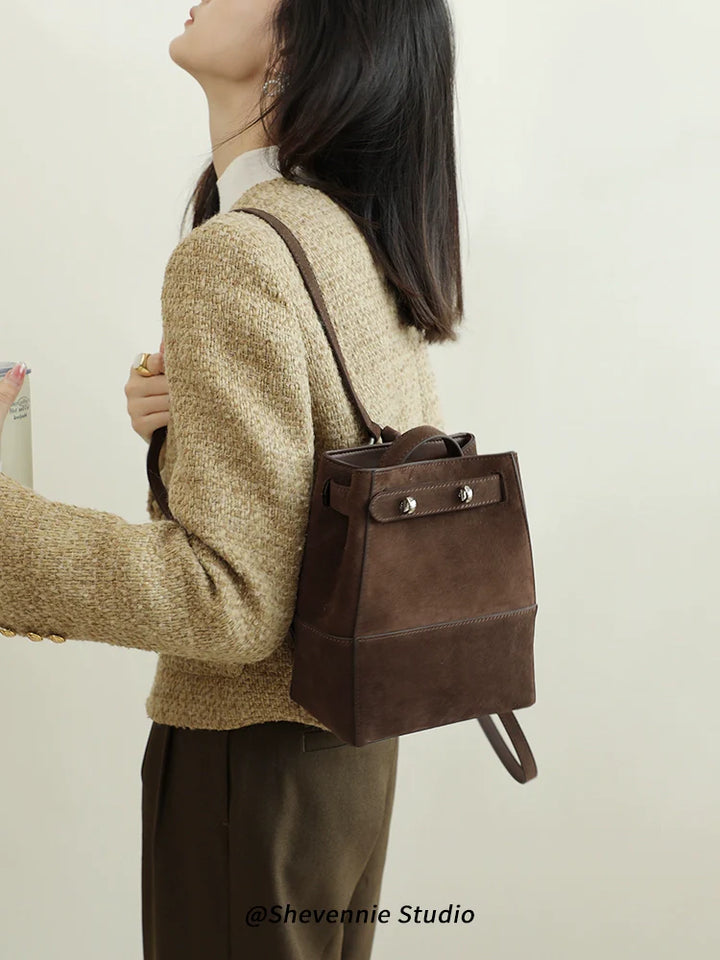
[{"x1": 0, "y1": 363, "x2": 33, "y2": 489}]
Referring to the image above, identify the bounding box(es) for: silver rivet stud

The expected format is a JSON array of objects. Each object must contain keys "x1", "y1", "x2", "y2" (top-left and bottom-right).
[
  {"x1": 399, "y1": 496, "x2": 417, "y2": 515},
  {"x1": 458, "y1": 484, "x2": 473, "y2": 503}
]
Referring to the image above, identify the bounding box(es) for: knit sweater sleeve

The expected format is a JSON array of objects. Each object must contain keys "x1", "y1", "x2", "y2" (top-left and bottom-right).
[{"x1": 0, "y1": 218, "x2": 315, "y2": 664}]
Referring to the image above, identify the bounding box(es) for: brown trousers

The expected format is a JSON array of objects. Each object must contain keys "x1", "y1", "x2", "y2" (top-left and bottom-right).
[{"x1": 141, "y1": 720, "x2": 399, "y2": 960}]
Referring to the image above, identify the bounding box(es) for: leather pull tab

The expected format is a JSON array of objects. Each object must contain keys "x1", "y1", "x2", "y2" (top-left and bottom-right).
[
  {"x1": 379, "y1": 425, "x2": 464, "y2": 468},
  {"x1": 476, "y1": 713, "x2": 537, "y2": 783}
]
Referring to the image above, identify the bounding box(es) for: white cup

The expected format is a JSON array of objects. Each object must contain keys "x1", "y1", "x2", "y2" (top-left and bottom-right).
[{"x1": 0, "y1": 363, "x2": 33, "y2": 489}]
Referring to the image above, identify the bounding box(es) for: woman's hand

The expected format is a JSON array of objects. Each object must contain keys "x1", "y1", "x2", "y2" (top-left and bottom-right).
[
  {"x1": 0, "y1": 362, "x2": 27, "y2": 444},
  {"x1": 124, "y1": 340, "x2": 170, "y2": 444}
]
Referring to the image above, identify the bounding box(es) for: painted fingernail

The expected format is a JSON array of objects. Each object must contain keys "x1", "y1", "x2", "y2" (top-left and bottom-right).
[{"x1": 8, "y1": 362, "x2": 27, "y2": 382}]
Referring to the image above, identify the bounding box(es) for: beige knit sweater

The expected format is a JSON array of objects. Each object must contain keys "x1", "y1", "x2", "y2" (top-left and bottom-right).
[{"x1": 0, "y1": 176, "x2": 446, "y2": 731}]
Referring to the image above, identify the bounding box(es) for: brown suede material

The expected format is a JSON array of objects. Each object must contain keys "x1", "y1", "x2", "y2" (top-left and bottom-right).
[{"x1": 291, "y1": 427, "x2": 539, "y2": 778}]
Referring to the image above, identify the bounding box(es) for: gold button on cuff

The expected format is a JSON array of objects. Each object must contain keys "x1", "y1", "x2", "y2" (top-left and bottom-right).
[
  {"x1": 27, "y1": 633, "x2": 44, "y2": 642},
  {"x1": 47, "y1": 634, "x2": 66, "y2": 644},
  {"x1": 0, "y1": 627, "x2": 17, "y2": 637}
]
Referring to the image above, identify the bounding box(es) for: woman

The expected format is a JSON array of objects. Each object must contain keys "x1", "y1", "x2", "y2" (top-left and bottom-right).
[{"x1": 0, "y1": 0, "x2": 462, "y2": 956}]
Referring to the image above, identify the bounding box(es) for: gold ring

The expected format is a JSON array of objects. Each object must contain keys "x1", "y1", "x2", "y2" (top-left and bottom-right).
[{"x1": 133, "y1": 352, "x2": 153, "y2": 377}]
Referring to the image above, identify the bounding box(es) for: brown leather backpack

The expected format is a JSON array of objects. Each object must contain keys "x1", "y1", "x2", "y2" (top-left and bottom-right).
[{"x1": 147, "y1": 208, "x2": 539, "y2": 783}]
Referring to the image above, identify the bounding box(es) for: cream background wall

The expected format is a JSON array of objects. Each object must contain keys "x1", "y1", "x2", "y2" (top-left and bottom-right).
[{"x1": 0, "y1": 1, "x2": 717, "y2": 957}]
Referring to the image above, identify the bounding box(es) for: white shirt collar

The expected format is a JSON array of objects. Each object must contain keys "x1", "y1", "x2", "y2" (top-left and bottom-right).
[{"x1": 217, "y1": 145, "x2": 284, "y2": 213}]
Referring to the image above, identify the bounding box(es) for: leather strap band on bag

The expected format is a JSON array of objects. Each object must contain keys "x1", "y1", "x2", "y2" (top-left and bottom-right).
[
  {"x1": 477, "y1": 713, "x2": 537, "y2": 782},
  {"x1": 147, "y1": 424, "x2": 172, "y2": 521},
  {"x1": 239, "y1": 207, "x2": 386, "y2": 444},
  {"x1": 147, "y1": 207, "x2": 390, "y2": 522},
  {"x1": 378, "y1": 424, "x2": 464, "y2": 467}
]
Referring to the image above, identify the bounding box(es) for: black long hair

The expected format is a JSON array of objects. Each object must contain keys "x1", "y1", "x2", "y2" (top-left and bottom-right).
[{"x1": 182, "y1": 0, "x2": 463, "y2": 344}]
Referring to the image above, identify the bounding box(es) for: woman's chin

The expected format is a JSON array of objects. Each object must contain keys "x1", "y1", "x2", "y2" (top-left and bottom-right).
[{"x1": 168, "y1": 33, "x2": 194, "y2": 69}]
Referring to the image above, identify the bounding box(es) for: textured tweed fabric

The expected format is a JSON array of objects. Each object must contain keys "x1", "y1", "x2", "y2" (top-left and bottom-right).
[{"x1": 0, "y1": 176, "x2": 446, "y2": 730}]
